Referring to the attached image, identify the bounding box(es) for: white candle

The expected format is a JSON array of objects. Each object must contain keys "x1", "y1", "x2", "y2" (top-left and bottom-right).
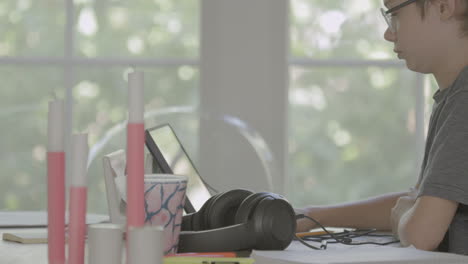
[
  {"x1": 128, "y1": 226, "x2": 164, "y2": 264},
  {"x1": 71, "y1": 133, "x2": 89, "y2": 187},
  {"x1": 47, "y1": 99, "x2": 65, "y2": 152},
  {"x1": 128, "y1": 71, "x2": 144, "y2": 123},
  {"x1": 88, "y1": 224, "x2": 124, "y2": 264}
]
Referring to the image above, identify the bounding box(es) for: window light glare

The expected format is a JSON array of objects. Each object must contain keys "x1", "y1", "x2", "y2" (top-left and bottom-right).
[
  {"x1": 109, "y1": 7, "x2": 128, "y2": 29},
  {"x1": 167, "y1": 18, "x2": 182, "y2": 34},
  {"x1": 369, "y1": 51, "x2": 391, "y2": 60},
  {"x1": 5, "y1": 193, "x2": 19, "y2": 210},
  {"x1": 369, "y1": 68, "x2": 387, "y2": 89},
  {"x1": 290, "y1": 86, "x2": 327, "y2": 111},
  {"x1": 14, "y1": 172, "x2": 30, "y2": 186},
  {"x1": 78, "y1": 7, "x2": 98, "y2": 36},
  {"x1": 316, "y1": 34, "x2": 332, "y2": 50},
  {"x1": 75, "y1": 81, "x2": 100, "y2": 99},
  {"x1": 334, "y1": 130, "x2": 351, "y2": 147},
  {"x1": 183, "y1": 36, "x2": 197, "y2": 50},
  {"x1": 81, "y1": 41, "x2": 97, "y2": 57},
  {"x1": 178, "y1": 66, "x2": 195, "y2": 81},
  {"x1": 26, "y1": 31, "x2": 40, "y2": 48},
  {"x1": 0, "y1": 42, "x2": 11, "y2": 56},
  {"x1": 349, "y1": 0, "x2": 372, "y2": 16},
  {"x1": 9, "y1": 11, "x2": 21, "y2": 24},
  {"x1": 356, "y1": 39, "x2": 371, "y2": 55},
  {"x1": 319, "y1": 11, "x2": 346, "y2": 34},
  {"x1": 75, "y1": 0, "x2": 92, "y2": 5},
  {"x1": 127, "y1": 36, "x2": 145, "y2": 54},
  {"x1": 292, "y1": 1, "x2": 311, "y2": 22},
  {"x1": 148, "y1": 29, "x2": 164, "y2": 45},
  {"x1": 342, "y1": 145, "x2": 360, "y2": 161},
  {"x1": 0, "y1": 3, "x2": 5, "y2": 17},
  {"x1": 407, "y1": 108, "x2": 416, "y2": 134},
  {"x1": 17, "y1": 0, "x2": 31, "y2": 11},
  {"x1": 32, "y1": 145, "x2": 46, "y2": 162},
  {"x1": 327, "y1": 121, "x2": 352, "y2": 147},
  {"x1": 123, "y1": 68, "x2": 134, "y2": 82}
]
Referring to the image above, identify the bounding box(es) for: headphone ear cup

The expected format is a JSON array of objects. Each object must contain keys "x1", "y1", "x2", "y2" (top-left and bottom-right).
[
  {"x1": 181, "y1": 212, "x2": 194, "y2": 231},
  {"x1": 250, "y1": 196, "x2": 296, "y2": 250},
  {"x1": 205, "y1": 189, "x2": 253, "y2": 229},
  {"x1": 234, "y1": 192, "x2": 275, "y2": 224},
  {"x1": 191, "y1": 192, "x2": 222, "y2": 231}
]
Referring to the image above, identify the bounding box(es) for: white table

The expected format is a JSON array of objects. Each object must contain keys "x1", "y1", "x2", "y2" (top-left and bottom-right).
[
  {"x1": 1, "y1": 228, "x2": 49, "y2": 264},
  {"x1": 3, "y1": 226, "x2": 468, "y2": 264},
  {"x1": 0, "y1": 211, "x2": 108, "y2": 264},
  {"x1": 252, "y1": 235, "x2": 468, "y2": 264}
]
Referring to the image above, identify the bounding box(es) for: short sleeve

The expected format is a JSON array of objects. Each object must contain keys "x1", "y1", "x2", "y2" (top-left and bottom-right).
[{"x1": 419, "y1": 92, "x2": 468, "y2": 205}]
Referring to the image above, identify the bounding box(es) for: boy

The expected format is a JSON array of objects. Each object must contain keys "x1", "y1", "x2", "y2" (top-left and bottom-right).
[{"x1": 296, "y1": 0, "x2": 468, "y2": 254}]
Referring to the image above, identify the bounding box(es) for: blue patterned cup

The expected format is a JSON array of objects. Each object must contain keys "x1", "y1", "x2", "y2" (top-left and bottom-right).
[{"x1": 143, "y1": 174, "x2": 188, "y2": 255}]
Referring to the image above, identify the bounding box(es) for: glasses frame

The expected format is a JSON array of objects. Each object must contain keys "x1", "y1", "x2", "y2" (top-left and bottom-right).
[{"x1": 381, "y1": 0, "x2": 418, "y2": 33}]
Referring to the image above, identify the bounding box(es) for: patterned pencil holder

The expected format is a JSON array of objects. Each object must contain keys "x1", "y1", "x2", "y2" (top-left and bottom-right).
[{"x1": 143, "y1": 174, "x2": 187, "y2": 254}]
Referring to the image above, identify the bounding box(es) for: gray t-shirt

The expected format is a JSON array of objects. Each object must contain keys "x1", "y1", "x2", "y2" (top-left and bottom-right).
[{"x1": 417, "y1": 66, "x2": 468, "y2": 255}]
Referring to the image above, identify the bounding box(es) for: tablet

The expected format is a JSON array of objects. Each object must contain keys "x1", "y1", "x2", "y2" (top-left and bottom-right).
[{"x1": 145, "y1": 124, "x2": 212, "y2": 213}]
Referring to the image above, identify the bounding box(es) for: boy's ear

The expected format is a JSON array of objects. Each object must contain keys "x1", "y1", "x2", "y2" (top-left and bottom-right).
[{"x1": 436, "y1": 0, "x2": 457, "y2": 20}]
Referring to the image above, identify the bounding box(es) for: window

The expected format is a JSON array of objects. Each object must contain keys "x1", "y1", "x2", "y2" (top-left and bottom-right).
[
  {"x1": 1, "y1": 0, "x2": 438, "y2": 214},
  {"x1": 0, "y1": 0, "x2": 199, "y2": 213},
  {"x1": 287, "y1": 0, "x2": 434, "y2": 206}
]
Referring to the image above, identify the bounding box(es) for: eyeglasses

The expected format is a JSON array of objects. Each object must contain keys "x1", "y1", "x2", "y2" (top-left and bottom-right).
[{"x1": 381, "y1": 0, "x2": 418, "y2": 33}]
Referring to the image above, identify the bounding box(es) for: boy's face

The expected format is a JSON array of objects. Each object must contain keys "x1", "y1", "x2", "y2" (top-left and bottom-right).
[{"x1": 383, "y1": 0, "x2": 445, "y2": 73}]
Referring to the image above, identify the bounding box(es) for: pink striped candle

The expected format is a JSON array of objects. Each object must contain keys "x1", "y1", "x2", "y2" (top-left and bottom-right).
[
  {"x1": 47, "y1": 99, "x2": 66, "y2": 264},
  {"x1": 68, "y1": 133, "x2": 89, "y2": 264},
  {"x1": 126, "y1": 71, "x2": 145, "y2": 229}
]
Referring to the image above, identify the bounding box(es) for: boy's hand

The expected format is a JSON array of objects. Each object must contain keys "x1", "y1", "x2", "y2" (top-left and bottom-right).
[
  {"x1": 295, "y1": 207, "x2": 322, "y2": 232},
  {"x1": 391, "y1": 189, "x2": 418, "y2": 238}
]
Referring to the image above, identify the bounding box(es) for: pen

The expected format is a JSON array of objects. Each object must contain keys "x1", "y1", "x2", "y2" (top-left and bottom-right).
[
  {"x1": 295, "y1": 230, "x2": 333, "y2": 238},
  {"x1": 163, "y1": 257, "x2": 254, "y2": 264},
  {"x1": 166, "y1": 252, "x2": 237, "y2": 258}
]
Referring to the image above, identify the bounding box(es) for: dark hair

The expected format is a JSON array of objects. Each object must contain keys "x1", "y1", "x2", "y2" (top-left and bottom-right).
[
  {"x1": 415, "y1": 0, "x2": 468, "y2": 35},
  {"x1": 416, "y1": 0, "x2": 468, "y2": 36}
]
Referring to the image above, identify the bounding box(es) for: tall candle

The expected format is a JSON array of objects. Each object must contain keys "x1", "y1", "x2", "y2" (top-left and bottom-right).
[
  {"x1": 126, "y1": 71, "x2": 146, "y2": 264},
  {"x1": 126, "y1": 71, "x2": 145, "y2": 226},
  {"x1": 68, "y1": 133, "x2": 89, "y2": 264},
  {"x1": 47, "y1": 98, "x2": 66, "y2": 264}
]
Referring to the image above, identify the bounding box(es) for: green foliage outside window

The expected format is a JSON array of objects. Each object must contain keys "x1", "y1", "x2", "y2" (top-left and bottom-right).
[
  {"x1": 0, "y1": 0, "x2": 199, "y2": 213},
  {"x1": 288, "y1": 0, "x2": 436, "y2": 206}
]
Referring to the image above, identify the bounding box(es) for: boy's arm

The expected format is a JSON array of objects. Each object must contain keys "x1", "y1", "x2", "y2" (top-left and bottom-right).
[
  {"x1": 396, "y1": 196, "x2": 458, "y2": 250},
  {"x1": 298, "y1": 191, "x2": 409, "y2": 231}
]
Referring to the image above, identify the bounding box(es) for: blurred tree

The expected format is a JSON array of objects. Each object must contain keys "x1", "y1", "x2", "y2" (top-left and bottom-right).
[
  {"x1": 288, "y1": 0, "x2": 437, "y2": 207},
  {"x1": 0, "y1": 0, "x2": 199, "y2": 213}
]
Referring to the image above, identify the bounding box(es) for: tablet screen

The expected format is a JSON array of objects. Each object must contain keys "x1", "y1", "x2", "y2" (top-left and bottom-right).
[{"x1": 145, "y1": 124, "x2": 212, "y2": 213}]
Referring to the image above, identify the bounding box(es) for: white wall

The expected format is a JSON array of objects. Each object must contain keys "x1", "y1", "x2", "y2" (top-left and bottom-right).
[{"x1": 199, "y1": 0, "x2": 289, "y2": 194}]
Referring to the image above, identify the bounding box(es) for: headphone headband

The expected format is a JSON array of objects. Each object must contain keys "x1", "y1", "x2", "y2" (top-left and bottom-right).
[{"x1": 179, "y1": 189, "x2": 296, "y2": 252}]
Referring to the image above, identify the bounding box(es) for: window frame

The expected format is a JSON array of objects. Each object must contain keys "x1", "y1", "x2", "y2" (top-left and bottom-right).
[{"x1": 0, "y1": 0, "x2": 199, "y2": 192}]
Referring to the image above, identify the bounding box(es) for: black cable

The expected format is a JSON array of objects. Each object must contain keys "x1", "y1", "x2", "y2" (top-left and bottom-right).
[
  {"x1": 296, "y1": 214, "x2": 352, "y2": 244},
  {"x1": 301, "y1": 236, "x2": 400, "y2": 246},
  {"x1": 294, "y1": 234, "x2": 322, "y2": 250},
  {"x1": 307, "y1": 229, "x2": 395, "y2": 242},
  {"x1": 309, "y1": 229, "x2": 377, "y2": 240},
  {"x1": 296, "y1": 214, "x2": 400, "y2": 248}
]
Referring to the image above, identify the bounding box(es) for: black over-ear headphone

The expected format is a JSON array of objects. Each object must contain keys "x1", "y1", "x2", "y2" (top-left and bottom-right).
[{"x1": 177, "y1": 189, "x2": 297, "y2": 252}]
